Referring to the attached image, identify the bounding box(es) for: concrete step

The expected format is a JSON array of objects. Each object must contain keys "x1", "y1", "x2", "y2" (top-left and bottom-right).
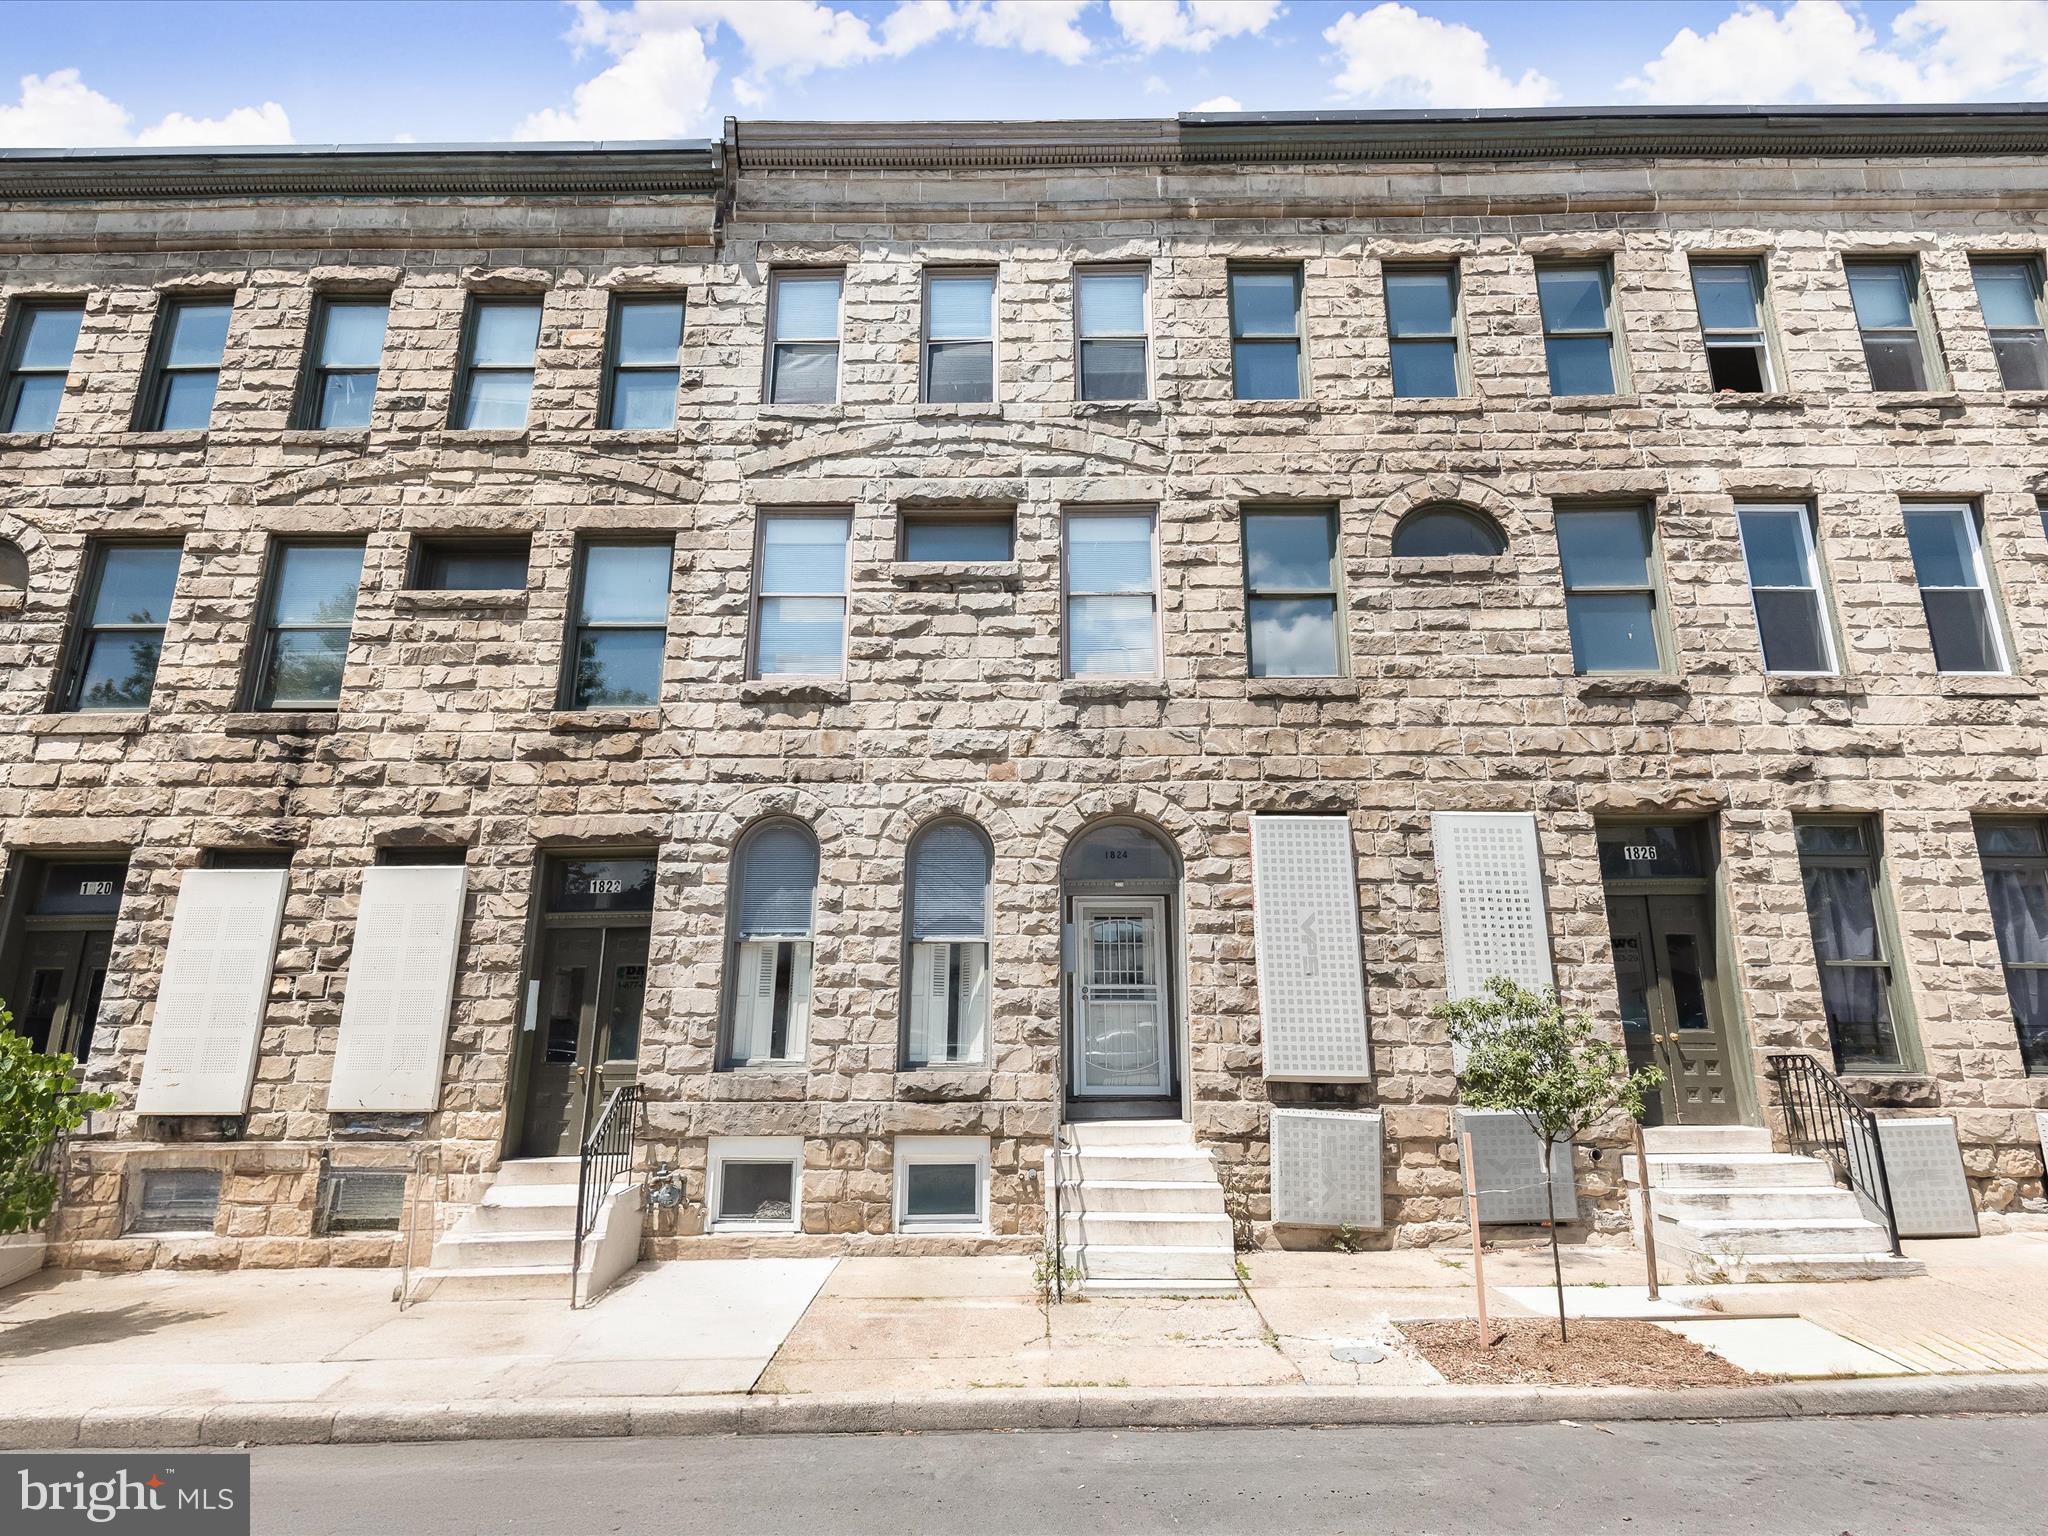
[
  {"x1": 1056, "y1": 1148, "x2": 1217, "y2": 1183},
  {"x1": 1624, "y1": 1153, "x2": 1836, "y2": 1190},
  {"x1": 467, "y1": 1186, "x2": 579, "y2": 1235},
  {"x1": 1054, "y1": 1178, "x2": 1228, "y2": 1216},
  {"x1": 487, "y1": 1157, "x2": 583, "y2": 1188},
  {"x1": 1640, "y1": 1125, "x2": 1773, "y2": 1156},
  {"x1": 412, "y1": 1264, "x2": 574, "y2": 1301},
  {"x1": 1073, "y1": 1243, "x2": 1240, "y2": 1283},
  {"x1": 1065, "y1": 1120, "x2": 1193, "y2": 1148},
  {"x1": 1077, "y1": 1276, "x2": 1243, "y2": 1298},
  {"x1": 1656, "y1": 1213, "x2": 1898, "y2": 1257},
  {"x1": 1062, "y1": 1211, "x2": 1235, "y2": 1248},
  {"x1": 431, "y1": 1230, "x2": 576, "y2": 1269},
  {"x1": 1665, "y1": 1250, "x2": 1927, "y2": 1284},
  {"x1": 1645, "y1": 1185, "x2": 1866, "y2": 1222}
]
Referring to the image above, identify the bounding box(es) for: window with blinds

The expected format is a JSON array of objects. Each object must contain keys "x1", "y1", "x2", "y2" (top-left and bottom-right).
[
  {"x1": 728, "y1": 822, "x2": 819, "y2": 1066},
  {"x1": 904, "y1": 821, "x2": 991, "y2": 1067}
]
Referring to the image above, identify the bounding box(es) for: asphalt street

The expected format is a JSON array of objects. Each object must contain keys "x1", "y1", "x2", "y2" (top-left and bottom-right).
[{"x1": 248, "y1": 1413, "x2": 2038, "y2": 1535}]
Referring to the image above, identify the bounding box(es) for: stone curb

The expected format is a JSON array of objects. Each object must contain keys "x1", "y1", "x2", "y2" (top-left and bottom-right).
[{"x1": 5, "y1": 1374, "x2": 2047, "y2": 1450}]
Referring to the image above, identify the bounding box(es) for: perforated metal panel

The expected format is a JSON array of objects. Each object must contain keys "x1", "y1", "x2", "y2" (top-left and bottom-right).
[
  {"x1": 1431, "y1": 813, "x2": 1555, "y2": 1000},
  {"x1": 328, "y1": 866, "x2": 468, "y2": 1112},
  {"x1": 1271, "y1": 1108, "x2": 1384, "y2": 1227},
  {"x1": 1456, "y1": 1109, "x2": 1577, "y2": 1224},
  {"x1": 1876, "y1": 1117, "x2": 1979, "y2": 1239},
  {"x1": 136, "y1": 869, "x2": 289, "y2": 1115},
  {"x1": 1253, "y1": 815, "x2": 1372, "y2": 1082}
]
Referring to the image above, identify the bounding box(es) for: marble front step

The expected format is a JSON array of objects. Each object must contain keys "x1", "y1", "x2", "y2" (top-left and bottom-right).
[
  {"x1": 1655, "y1": 1213, "x2": 1900, "y2": 1257},
  {"x1": 430, "y1": 1229, "x2": 576, "y2": 1269},
  {"x1": 1066, "y1": 1120, "x2": 1194, "y2": 1148},
  {"x1": 486, "y1": 1157, "x2": 583, "y2": 1187},
  {"x1": 1061, "y1": 1210, "x2": 1235, "y2": 1248},
  {"x1": 1624, "y1": 1152, "x2": 1837, "y2": 1190},
  {"x1": 466, "y1": 1185, "x2": 579, "y2": 1235},
  {"x1": 1056, "y1": 1148, "x2": 1218, "y2": 1183},
  {"x1": 1058, "y1": 1178, "x2": 1228, "y2": 1215},
  {"x1": 1639, "y1": 1125, "x2": 1773, "y2": 1156},
  {"x1": 1660, "y1": 1250, "x2": 1926, "y2": 1283},
  {"x1": 1073, "y1": 1243, "x2": 1241, "y2": 1283},
  {"x1": 1644, "y1": 1184, "x2": 1864, "y2": 1221}
]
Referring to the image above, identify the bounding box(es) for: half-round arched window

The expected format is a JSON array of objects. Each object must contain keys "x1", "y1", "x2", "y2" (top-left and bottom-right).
[
  {"x1": 1391, "y1": 503, "x2": 1507, "y2": 559},
  {"x1": 904, "y1": 821, "x2": 992, "y2": 1067},
  {"x1": 0, "y1": 540, "x2": 25, "y2": 593},
  {"x1": 1060, "y1": 821, "x2": 1179, "y2": 885},
  {"x1": 728, "y1": 820, "x2": 818, "y2": 1065}
]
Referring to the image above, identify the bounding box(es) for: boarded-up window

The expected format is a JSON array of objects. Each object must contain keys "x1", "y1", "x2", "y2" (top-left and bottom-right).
[
  {"x1": 316, "y1": 1168, "x2": 407, "y2": 1233},
  {"x1": 1430, "y1": 812, "x2": 1555, "y2": 1001},
  {"x1": 327, "y1": 865, "x2": 467, "y2": 1112},
  {"x1": 136, "y1": 869, "x2": 289, "y2": 1115},
  {"x1": 1252, "y1": 815, "x2": 1371, "y2": 1082},
  {"x1": 128, "y1": 1168, "x2": 221, "y2": 1234}
]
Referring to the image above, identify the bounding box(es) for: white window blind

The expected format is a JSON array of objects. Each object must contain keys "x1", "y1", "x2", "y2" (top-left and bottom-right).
[
  {"x1": 1431, "y1": 812, "x2": 1555, "y2": 1001},
  {"x1": 327, "y1": 866, "x2": 468, "y2": 1112},
  {"x1": 736, "y1": 825, "x2": 817, "y2": 938},
  {"x1": 1252, "y1": 815, "x2": 1372, "y2": 1082},
  {"x1": 136, "y1": 868, "x2": 289, "y2": 1115}
]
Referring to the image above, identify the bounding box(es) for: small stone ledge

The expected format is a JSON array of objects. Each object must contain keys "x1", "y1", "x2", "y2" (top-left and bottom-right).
[
  {"x1": 1071, "y1": 400, "x2": 1163, "y2": 420},
  {"x1": 896, "y1": 1069, "x2": 992, "y2": 1102},
  {"x1": 1389, "y1": 555, "x2": 1513, "y2": 580},
  {"x1": 1548, "y1": 394, "x2": 1640, "y2": 412},
  {"x1": 1764, "y1": 674, "x2": 1866, "y2": 698},
  {"x1": 1838, "y1": 1072, "x2": 1941, "y2": 1109},
  {"x1": 888, "y1": 559, "x2": 1021, "y2": 588},
  {"x1": 0, "y1": 431, "x2": 54, "y2": 450},
  {"x1": 740, "y1": 679, "x2": 851, "y2": 706},
  {"x1": 218, "y1": 711, "x2": 340, "y2": 737},
  {"x1": 1707, "y1": 392, "x2": 1805, "y2": 411},
  {"x1": 912, "y1": 403, "x2": 1005, "y2": 421},
  {"x1": 114, "y1": 430, "x2": 207, "y2": 452},
  {"x1": 1059, "y1": 679, "x2": 1169, "y2": 703},
  {"x1": 27, "y1": 712, "x2": 148, "y2": 736},
  {"x1": 389, "y1": 588, "x2": 529, "y2": 614},
  {"x1": 1384, "y1": 395, "x2": 1484, "y2": 415},
  {"x1": 1575, "y1": 675, "x2": 1689, "y2": 701},
  {"x1": 1997, "y1": 390, "x2": 2048, "y2": 409},
  {"x1": 1245, "y1": 677, "x2": 1361, "y2": 700},
  {"x1": 436, "y1": 428, "x2": 530, "y2": 449},
  {"x1": 1936, "y1": 674, "x2": 2038, "y2": 698},
  {"x1": 549, "y1": 708, "x2": 658, "y2": 733},
  {"x1": 1868, "y1": 392, "x2": 1964, "y2": 411},
  {"x1": 281, "y1": 429, "x2": 370, "y2": 449},
  {"x1": 588, "y1": 429, "x2": 683, "y2": 449}
]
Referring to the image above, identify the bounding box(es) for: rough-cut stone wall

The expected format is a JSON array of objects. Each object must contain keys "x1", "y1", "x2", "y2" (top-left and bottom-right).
[{"x1": 3, "y1": 146, "x2": 2046, "y2": 1270}]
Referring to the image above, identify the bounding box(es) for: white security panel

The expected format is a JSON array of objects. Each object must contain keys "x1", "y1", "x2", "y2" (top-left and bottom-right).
[
  {"x1": 1252, "y1": 815, "x2": 1372, "y2": 1082},
  {"x1": 1431, "y1": 812, "x2": 1555, "y2": 1000},
  {"x1": 1271, "y1": 1108, "x2": 1384, "y2": 1228},
  {"x1": 1875, "y1": 1117, "x2": 1978, "y2": 1239},
  {"x1": 137, "y1": 869, "x2": 290, "y2": 1115},
  {"x1": 1456, "y1": 1109, "x2": 1577, "y2": 1224},
  {"x1": 327, "y1": 866, "x2": 468, "y2": 1112}
]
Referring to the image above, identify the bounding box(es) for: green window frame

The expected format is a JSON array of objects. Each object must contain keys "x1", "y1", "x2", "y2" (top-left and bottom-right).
[
  {"x1": 1794, "y1": 817, "x2": 1916, "y2": 1073},
  {"x1": 1, "y1": 299, "x2": 85, "y2": 433}
]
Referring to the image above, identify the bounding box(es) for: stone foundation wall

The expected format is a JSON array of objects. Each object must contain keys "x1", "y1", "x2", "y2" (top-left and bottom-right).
[{"x1": 6, "y1": 139, "x2": 2048, "y2": 1269}]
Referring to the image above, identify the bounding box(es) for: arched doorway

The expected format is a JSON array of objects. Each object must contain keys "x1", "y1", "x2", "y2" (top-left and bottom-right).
[{"x1": 1060, "y1": 821, "x2": 1182, "y2": 1117}]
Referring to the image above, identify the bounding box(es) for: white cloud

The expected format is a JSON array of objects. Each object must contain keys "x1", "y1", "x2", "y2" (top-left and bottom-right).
[
  {"x1": 518, "y1": 25, "x2": 719, "y2": 138},
  {"x1": 1626, "y1": 0, "x2": 2048, "y2": 105},
  {"x1": 1193, "y1": 94, "x2": 1245, "y2": 111},
  {"x1": 1111, "y1": 0, "x2": 1282, "y2": 54},
  {"x1": 0, "y1": 68, "x2": 292, "y2": 148},
  {"x1": 1323, "y1": 3, "x2": 1558, "y2": 108},
  {"x1": 961, "y1": 0, "x2": 1094, "y2": 63}
]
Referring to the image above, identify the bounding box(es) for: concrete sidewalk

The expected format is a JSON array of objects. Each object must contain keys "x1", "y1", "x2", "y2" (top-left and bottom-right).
[{"x1": 3, "y1": 1234, "x2": 2045, "y2": 1447}]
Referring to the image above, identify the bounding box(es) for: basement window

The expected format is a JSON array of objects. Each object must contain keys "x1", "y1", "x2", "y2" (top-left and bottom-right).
[
  {"x1": 316, "y1": 1168, "x2": 407, "y2": 1233},
  {"x1": 709, "y1": 1137, "x2": 802, "y2": 1232},
  {"x1": 893, "y1": 1136, "x2": 988, "y2": 1233},
  {"x1": 129, "y1": 1168, "x2": 221, "y2": 1235}
]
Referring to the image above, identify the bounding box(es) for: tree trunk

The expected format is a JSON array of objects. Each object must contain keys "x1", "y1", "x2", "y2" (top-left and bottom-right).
[{"x1": 1541, "y1": 1136, "x2": 1567, "y2": 1344}]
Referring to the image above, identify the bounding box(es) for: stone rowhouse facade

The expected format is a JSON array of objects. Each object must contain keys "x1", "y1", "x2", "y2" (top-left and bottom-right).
[{"x1": 5, "y1": 107, "x2": 2048, "y2": 1271}]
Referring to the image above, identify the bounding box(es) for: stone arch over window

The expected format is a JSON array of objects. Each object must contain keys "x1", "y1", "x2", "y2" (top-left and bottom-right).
[
  {"x1": 725, "y1": 818, "x2": 819, "y2": 1067},
  {"x1": 903, "y1": 819, "x2": 993, "y2": 1068},
  {"x1": 1391, "y1": 502, "x2": 1508, "y2": 559},
  {"x1": 0, "y1": 539, "x2": 25, "y2": 592}
]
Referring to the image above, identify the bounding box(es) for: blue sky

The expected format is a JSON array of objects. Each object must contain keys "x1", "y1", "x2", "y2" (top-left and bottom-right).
[{"x1": 1, "y1": 1, "x2": 2045, "y2": 148}]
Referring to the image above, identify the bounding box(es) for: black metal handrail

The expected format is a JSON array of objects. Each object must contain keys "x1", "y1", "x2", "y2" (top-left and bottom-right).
[
  {"x1": 572, "y1": 1083, "x2": 641, "y2": 1308},
  {"x1": 1049, "y1": 1122, "x2": 1068, "y2": 1302},
  {"x1": 1765, "y1": 1052, "x2": 1902, "y2": 1256}
]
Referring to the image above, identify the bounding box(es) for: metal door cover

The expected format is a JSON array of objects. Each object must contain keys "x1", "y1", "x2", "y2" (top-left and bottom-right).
[
  {"x1": 1456, "y1": 1108, "x2": 1577, "y2": 1224},
  {"x1": 1875, "y1": 1116, "x2": 1978, "y2": 1239}
]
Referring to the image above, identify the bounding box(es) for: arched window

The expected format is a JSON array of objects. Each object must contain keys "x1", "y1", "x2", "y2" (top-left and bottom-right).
[
  {"x1": 1391, "y1": 503, "x2": 1507, "y2": 559},
  {"x1": 904, "y1": 821, "x2": 992, "y2": 1067},
  {"x1": 728, "y1": 821, "x2": 818, "y2": 1066},
  {"x1": 0, "y1": 540, "x2": 25, "y2": 593}
]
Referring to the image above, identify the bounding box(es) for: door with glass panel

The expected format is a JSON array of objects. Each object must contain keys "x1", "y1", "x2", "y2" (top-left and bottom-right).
[
  {"x1": 1071, "y1": 896, "x2": 1171, "y2": 1098},
  {"x1": 517, "y1": 856, "x2": 654, "y2": 1157},
  {"x1": 1603, "y1": 894, "x2": 1739, "y2": 1126}
]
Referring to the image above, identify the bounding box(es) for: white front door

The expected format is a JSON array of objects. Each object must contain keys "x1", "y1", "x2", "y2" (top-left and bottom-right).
[{"x1": 1071, "y1": 896, "x2": 1171, "y2": 1098}]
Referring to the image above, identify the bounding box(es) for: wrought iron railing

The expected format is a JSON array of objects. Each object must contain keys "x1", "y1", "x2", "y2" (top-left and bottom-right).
[
  {"x1": 572, "y1": 1084, "x2": 641, "y2": 1309},
  {"x1": 1049, "y1": 1122, "x2": 1069, "y2": 1302},
  {"x1": 1765, "y1": 1052, "x2": 1902, "y2": 1257}
]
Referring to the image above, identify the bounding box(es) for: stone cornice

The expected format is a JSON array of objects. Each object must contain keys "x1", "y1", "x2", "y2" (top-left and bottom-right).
[{"x1": 0, "y1": 142, "x2": 719, "y2": 201}]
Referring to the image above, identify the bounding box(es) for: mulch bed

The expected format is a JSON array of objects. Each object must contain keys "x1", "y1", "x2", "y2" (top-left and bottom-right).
[{"x1": 1399, "y1": 1318, "x2": 1772, "y2": 1388}]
